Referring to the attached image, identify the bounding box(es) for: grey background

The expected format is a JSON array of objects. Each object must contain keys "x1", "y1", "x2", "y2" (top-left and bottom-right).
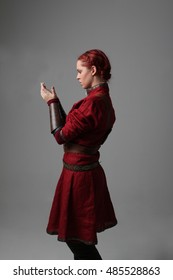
[{"x1": 0, "y1": 0, "x2": 173, "y2": 260}]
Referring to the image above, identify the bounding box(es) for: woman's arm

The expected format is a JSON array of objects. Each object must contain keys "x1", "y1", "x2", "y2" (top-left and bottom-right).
[{"x1": 40, "y1": 83, "x2": 66, "y2": 137}]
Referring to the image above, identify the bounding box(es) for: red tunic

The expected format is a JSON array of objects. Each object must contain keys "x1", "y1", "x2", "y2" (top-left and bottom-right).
[{"x1": 46, "y1": 83, "x2": 117, "y2": 244}]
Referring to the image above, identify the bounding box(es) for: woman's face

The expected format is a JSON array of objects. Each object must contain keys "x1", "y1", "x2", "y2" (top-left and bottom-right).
[{"x1": 76, "y1": 60, "x2": 94, "y2": 89}]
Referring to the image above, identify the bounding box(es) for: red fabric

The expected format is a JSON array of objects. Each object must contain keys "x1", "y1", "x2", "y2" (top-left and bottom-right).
[
  {"x1": 46, "y1": 83, "x2": 117, "y2": 244},
  {"x1": 54, "y1": 83, "x2": 116, "y2": 146},
  {"x1": 46, "y1": 152, "x2": 117, "y2": 244},
  {"x1": 47, "y1": 98, "x2": 59, "y2": 105}
]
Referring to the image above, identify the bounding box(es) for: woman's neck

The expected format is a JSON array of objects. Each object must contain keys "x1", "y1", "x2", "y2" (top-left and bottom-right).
[{"x1": 86, "y1": 82, "x2": 107, "y2": 94}]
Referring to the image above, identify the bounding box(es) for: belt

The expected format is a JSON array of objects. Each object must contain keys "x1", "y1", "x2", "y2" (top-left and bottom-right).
[
  {"x1": 63, "y1": 160, "x2": 99, "y2": 172},
  {"x1": 63, "y1": 143, "x2": 100, "y2": 155}
]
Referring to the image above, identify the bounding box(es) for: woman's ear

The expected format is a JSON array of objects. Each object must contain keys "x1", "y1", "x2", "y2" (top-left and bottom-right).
[{"x1": 91, "y1": 65, "x2": 97, "y2": 76}]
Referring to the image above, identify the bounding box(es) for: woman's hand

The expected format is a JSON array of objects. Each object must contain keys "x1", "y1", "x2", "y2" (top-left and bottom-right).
[{"x1": 40, "y1": 82, "x2": 58, "y2": 102}]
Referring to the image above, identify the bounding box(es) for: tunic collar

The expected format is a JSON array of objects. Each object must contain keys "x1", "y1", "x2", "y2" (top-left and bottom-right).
[{"x1": 86, "y1": 82, "x2": 108, "y2": 95}]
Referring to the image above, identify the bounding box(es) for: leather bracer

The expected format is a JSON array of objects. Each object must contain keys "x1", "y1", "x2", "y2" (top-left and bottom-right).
[{"x1": 48, "y1": 99, "x2": 66, "y2": 134}]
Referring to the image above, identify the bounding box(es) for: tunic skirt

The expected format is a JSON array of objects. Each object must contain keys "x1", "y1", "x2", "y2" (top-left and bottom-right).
[{"x1": 46, "y1": 151, "x2": 117, "y2": 244}]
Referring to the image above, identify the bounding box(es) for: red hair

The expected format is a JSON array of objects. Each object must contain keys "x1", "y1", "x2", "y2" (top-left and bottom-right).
[{"x1": 78, "y1": 49, "x2": 111, "y2": 81}]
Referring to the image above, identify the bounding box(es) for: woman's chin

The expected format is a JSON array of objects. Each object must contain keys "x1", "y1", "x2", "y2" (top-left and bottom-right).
[{"x1": 81, "y1": 84, "x2": 86, "y2": 89}]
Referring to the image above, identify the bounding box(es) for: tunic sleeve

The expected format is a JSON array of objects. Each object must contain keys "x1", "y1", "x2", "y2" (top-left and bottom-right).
[{"x1": 54, "y1": 97, "x2": 106, "y2": 144}]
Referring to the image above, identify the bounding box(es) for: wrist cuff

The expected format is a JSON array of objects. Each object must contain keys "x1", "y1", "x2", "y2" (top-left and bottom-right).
[{"x1": 47, "y1": 98, "x2": 59, "y2": 106}]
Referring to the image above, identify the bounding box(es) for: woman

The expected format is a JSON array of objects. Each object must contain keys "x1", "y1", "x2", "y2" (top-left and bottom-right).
[{"x1": 40, "y1": 49, "x2": 117, "y2": 260}]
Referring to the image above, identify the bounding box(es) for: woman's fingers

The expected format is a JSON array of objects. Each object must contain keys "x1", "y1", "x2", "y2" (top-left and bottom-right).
[
  {"x1": 40, "y1": 83, "x2": 57, "y2": 102},
  {"x1": 51, "y1": 86, "x2": 58, "y2": 98},
  {"x1": 41, "y1": 82, "x2": 46, "y2": 90},
  {"x1": 51, "y1": 86, "x2": 56, "y2": 95}
]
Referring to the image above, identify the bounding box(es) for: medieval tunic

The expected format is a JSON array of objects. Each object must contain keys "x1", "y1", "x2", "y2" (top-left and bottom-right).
[{"x1": 46, "y1": 83, "x2": 117, "y2": 244}]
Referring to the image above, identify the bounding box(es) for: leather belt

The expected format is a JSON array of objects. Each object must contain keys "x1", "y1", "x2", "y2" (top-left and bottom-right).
[
  {"x1": 63, "y1": 142, "x2": 100, "y2": 155},
  {"x1": 63, "y1": 160, "x2": 99, "y2": 172}
]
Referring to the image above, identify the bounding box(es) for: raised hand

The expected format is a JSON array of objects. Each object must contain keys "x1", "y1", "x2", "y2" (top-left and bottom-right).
[{"x1": 40, "y1": 82, "x2": 58, "y2": 102}]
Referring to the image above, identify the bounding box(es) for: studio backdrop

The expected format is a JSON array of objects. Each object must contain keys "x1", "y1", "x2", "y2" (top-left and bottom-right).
[{"x1": 0, "y1": 0, "x2": 173, "y2": 259}]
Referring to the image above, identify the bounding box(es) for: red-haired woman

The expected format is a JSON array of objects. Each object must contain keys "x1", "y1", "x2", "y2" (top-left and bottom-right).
[{"x1": 40, "y1": 49, "x2": 117, "y2": 260}]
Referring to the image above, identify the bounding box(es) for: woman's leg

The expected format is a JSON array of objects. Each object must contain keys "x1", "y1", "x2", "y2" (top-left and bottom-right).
[{"x1": 66, "y1": 241, "x2": 102, "y2": 260}]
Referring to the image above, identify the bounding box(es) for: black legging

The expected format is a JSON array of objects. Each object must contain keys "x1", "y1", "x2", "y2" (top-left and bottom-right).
[{"x1": 66, "y1": 241, "x2": 102, "y2": 260}]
